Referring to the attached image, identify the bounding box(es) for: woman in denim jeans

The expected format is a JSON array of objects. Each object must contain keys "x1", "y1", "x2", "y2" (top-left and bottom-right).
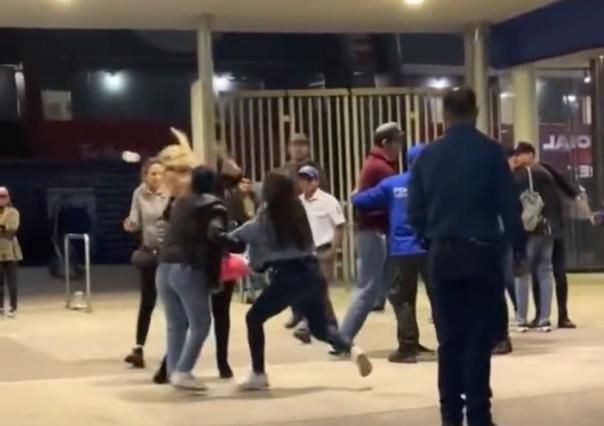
[
  {"x1": 156, "y1": 159, "x2": 233, "y2": 391},
  {"x1": 229, "y1": 173, "x2": 373, "y2": 391}
]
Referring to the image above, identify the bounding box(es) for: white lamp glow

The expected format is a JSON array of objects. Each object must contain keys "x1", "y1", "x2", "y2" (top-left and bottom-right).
[
  {"x1": 213, "y1": 74, "x2": 233, "y2": 92},
  {"x1": 102, "y1": 72, "x2": 126, "y2": 93},
  {"x1": 405, "y1": 0, "x2": 424, "y2": 6},
  {"x1": 428, "y1": 77, "x2": 450, "y2": 90}
]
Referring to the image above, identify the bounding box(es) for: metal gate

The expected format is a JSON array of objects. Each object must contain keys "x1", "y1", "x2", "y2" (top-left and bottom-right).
[{"x1": 216, "y1": 87, "x2": 447, "y2": 281}]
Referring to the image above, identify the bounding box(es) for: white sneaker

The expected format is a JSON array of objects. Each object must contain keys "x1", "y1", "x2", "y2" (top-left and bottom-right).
[
  {"x1": 7, "y1": 310, "x2": 16, "y2": 319},
  {"x1": 516, "y1": 322, "x2": 529, "y2": 333},
  {"x1": 170, "y1": 372, "x2": 208, "y2": 391},
  {"x1": 351, "y1": 346, "x2": 373, "y2": 377},
  {"x1": 237, "y1": 372, "x2": 270, "y2": 391},
  {"x1": 537, "y1": 322, "x2": 553, "y2": 333}
]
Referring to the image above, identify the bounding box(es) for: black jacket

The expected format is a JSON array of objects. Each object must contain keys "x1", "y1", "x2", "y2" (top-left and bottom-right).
[
  {"x1": 514, "y1": 164, "x2": 563, "y2": 237},
  {"x1": 408, "y1": 124, "x2": 525, "y2": 255},
  {"x1": 161, "y1": 194, "x2": 228, "y2": 288}
]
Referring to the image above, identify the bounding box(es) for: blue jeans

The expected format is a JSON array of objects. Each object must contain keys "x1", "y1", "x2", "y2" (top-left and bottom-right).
[
  {"x1": 339, "y1": 230, "x2": 387, "y2": 343},
  {"x1": 156, "y1": 263, "x2": 212, "y2": 375},
  {"x1": 515, "y1": 235, "x2": 554, "y2": 326}
]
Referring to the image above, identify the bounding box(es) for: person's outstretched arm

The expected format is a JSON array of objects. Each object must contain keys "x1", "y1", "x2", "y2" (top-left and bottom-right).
[{"x1": 351, "y1": 182, "x2": 388, "y2": 211}]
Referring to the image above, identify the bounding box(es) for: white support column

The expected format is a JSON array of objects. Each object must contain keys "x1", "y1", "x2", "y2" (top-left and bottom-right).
[
  {"x1": 191, "y1": 15, "x2": 216, "y2": 165},
  {"x1": 464, "y1": 26, "x2": 489, "y2": 134},
  {"x1": 511, "y1": 65, "x2": 539, "y2": 147}
]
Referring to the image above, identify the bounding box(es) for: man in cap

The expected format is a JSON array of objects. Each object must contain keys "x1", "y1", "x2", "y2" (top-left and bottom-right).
[
  {"x1": 293, "y1": 165, "x2": 346, "y2": 343},
  {"x1": 280, "y1": 133, "x2": 329, "y2": 191},
  {"x1": 337, "y1": 122, "x2": 402, "y2": 351},
  {"x1": 408, "y1": 87, "x2": 525, "y2": 426},
  {"x1": 352, "y1": 143, "x2": 435, "y2": 363},
  {"x1": 279, "y1": 133, "x2": 329, "y2": 329}
]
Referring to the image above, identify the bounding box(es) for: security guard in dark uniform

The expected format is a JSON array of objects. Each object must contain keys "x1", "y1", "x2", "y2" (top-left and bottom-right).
[{"x1": 407, "y1": 88, "x2": 525, "y2": 426}]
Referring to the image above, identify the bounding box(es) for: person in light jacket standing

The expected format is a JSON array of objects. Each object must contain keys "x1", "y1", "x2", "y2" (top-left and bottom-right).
[
  {"x1": 123, "y1": 158, "x2": 170, "y2": 368},
  {"x1": 0, "y1": 187, "x2": 22, "y2": 318}
]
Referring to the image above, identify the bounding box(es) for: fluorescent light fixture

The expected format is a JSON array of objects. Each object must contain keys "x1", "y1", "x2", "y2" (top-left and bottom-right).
[
  {"x1": 101, "y1": 71, "x2": 126, "y2": 93},
  {"x1": 405, "y1": 0, "x2": 424, "y2": 6},
  {"x1": 213, "y1": 74, "x2": 233, "y2": 92},
  {"x1": 500, "y1": 92, "x2": 515, "y2": 99},
  {"x1": 563, "y1": 94, "x2": 578, "y2": 104},
  {"x1": 428, "y1": 77, "x2": 450, "y2": 90}
]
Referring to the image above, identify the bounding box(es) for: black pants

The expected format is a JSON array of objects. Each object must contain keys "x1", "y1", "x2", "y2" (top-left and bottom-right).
[
  {"x1": 429, "y1": 241, "x2": 501, "y2": 426},
  {"x1": 0, "y1": 261, "x2": 18, "y2": 311},
  {"x1": 135, "y1": 263, "x2": 158, "y2": 346},
  {"x1": 532, "y1": 237, "x2": 570, "y2": 322},
  {"x1": 384, "y1": 254, "x2": 430, "y2": 350},
  {"x1": 212, "y1": 283, "x2": 234, "y2": 372},
  {"x1": 246, "y1": 258, "x2": 350, "y2": 373}
]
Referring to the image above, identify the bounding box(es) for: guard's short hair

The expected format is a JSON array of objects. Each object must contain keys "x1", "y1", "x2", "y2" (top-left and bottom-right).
[
  {"x1": 515, "y1": 142, "x2": 536, "y2": 156},
  {"x1": 443, "y1": 87, "x2": 478, "y2": 119},
  {"x1": 374, "y1": 122, "x2": 404, "y2": 146}
]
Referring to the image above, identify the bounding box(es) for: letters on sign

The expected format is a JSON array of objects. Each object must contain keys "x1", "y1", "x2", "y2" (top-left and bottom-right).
[{"x1": 542, "y1": 134, "x2": 591, "y2": 151}]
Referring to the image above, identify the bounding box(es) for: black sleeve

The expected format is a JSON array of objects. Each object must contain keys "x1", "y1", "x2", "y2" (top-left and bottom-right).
[
  {"x1": 206, "y1": 205, "x2": 246, "y2": 253},
  {"x1": 541, "y1": 162, "x2": 580, "y2": 199},
  {"x1": 496, "y1": 150, "x2": 526, "y2": 259}
]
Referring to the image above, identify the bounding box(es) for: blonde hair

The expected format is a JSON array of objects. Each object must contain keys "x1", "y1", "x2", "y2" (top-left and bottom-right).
[{"x1": 158, "y1": 128, "x2": 199, "y2": 170}]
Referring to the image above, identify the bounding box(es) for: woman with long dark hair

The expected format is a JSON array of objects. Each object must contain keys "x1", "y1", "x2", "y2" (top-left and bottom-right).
[
  {"x1": 230, "y1": 173, "x2": 373, "y2": 390},
  {"x1": 123, "y1": 157, "x2": 169, "y2": 368}
]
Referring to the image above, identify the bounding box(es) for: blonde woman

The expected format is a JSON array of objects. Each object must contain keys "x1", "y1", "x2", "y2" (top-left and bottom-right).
[
  {"x1": 0, "y1": 187, "x2": 22, "y2": 318},
  {"x1": 152, "y1": 129, "x2": 242, "y2": 388}
]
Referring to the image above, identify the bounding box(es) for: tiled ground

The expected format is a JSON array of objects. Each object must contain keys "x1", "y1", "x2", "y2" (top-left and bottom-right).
[{"x1": 1, "y1": 266, "x2": 603, "y2": 425}]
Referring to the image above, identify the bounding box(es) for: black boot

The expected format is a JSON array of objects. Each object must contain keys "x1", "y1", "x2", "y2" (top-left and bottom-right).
[
  {"x1": 124, "y1": 347, "x2": 145, "y2": 368},
  {"x1": 152, "y1": 358, "x2": 168, "y2": 385},
  {"x1": 388, "y1": 346, "x2": 417, "y2": 364}
]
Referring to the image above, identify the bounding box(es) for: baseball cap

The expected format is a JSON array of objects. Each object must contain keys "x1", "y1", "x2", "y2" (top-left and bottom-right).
[
  {"x1": 290, "y1": 133, "x2": 309, "y2": 145},
  {"x1": 298, "y1": 165, "x2": 320, "y2": 180}
]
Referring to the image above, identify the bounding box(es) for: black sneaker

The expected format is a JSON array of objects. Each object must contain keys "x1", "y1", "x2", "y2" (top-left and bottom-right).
[
  {"x1": 492, "y1": 338, "x2": 513, "y2": 355},
  {"x1": 152, "y1": 360, "x2": 168, "y2": 385},
  {"x1": 218, "y1": 364, "x2": 234, "y2": 379},
  {"x1": 529, "y1": 318, "x2": 540, "y2": 329},
  {"x1": 293, "y1": 328, "x2": 312, "y2": 344},
  {"x1": 558, "y1": 318, "x2": 577, "y2": 329},
  {"x1": 285, "y1": 314, "x2": 302, "y2": 329},
  {"x1": 416, "y1": 343, "x2": 435, "y2": 354},
  {"x1": 388, "y1": 348, "x2": 418, "y2": 364},
  {"x1": 124, "y1": 347, "x2": 145, "y2": 368}
]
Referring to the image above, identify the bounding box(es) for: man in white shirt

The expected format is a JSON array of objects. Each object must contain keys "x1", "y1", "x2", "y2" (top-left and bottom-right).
[{"x1": 294, "y1": 165, "x2": 346, "y2": 343}]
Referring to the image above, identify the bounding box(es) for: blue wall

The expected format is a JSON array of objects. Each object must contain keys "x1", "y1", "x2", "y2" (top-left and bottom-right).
[{"x1": 491, "y1": 0, "x2": 604, "y2": 68}]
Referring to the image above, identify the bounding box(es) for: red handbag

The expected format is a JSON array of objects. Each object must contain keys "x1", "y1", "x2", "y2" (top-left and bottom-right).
[{"x1": 221, "y1": 254, "x2": 249, "y2": 282}]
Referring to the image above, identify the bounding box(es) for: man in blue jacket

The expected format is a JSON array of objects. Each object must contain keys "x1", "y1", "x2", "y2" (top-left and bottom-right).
[{"x1": 352, "y1": 143, "x2": 434, "y2": 363}]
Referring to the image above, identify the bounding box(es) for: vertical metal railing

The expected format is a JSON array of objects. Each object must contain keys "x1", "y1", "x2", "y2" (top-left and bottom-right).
[
  {"x1": 216, "y1": 87, "x2": 447, "y2": 280},
  {"x1": 64, "y1": 233, "x2": 92, "y2": 313}
]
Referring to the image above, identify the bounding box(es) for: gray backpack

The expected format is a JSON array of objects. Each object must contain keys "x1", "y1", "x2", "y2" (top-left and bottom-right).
[{"x1": 520, "y1": 166, "x2": 545, "y2": 232}]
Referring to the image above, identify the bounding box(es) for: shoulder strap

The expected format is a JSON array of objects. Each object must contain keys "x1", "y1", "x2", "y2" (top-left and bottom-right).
[{"x1": 527, "y1": 166, "x2": 534, "y2": 192}]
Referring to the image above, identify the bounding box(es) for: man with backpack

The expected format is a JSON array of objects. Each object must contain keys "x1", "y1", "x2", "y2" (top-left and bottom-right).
[{"x1": 513, "y1": 147, "x2": 562, "y2": 333}]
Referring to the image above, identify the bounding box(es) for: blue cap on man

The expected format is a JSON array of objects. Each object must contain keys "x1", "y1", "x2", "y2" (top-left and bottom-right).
[{"x1": 298, "y1": 165, "x2": 320, "y2": 180}]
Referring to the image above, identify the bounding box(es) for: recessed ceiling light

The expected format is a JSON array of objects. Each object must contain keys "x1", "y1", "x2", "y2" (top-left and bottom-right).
[{"x1": 405, "y1": 0, "x2": 424, "y2": 6}]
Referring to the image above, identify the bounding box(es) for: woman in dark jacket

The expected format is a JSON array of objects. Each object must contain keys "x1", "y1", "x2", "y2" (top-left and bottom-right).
[{"x1": 156, "y1": 166, "x2": 233, "y2": 391}]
